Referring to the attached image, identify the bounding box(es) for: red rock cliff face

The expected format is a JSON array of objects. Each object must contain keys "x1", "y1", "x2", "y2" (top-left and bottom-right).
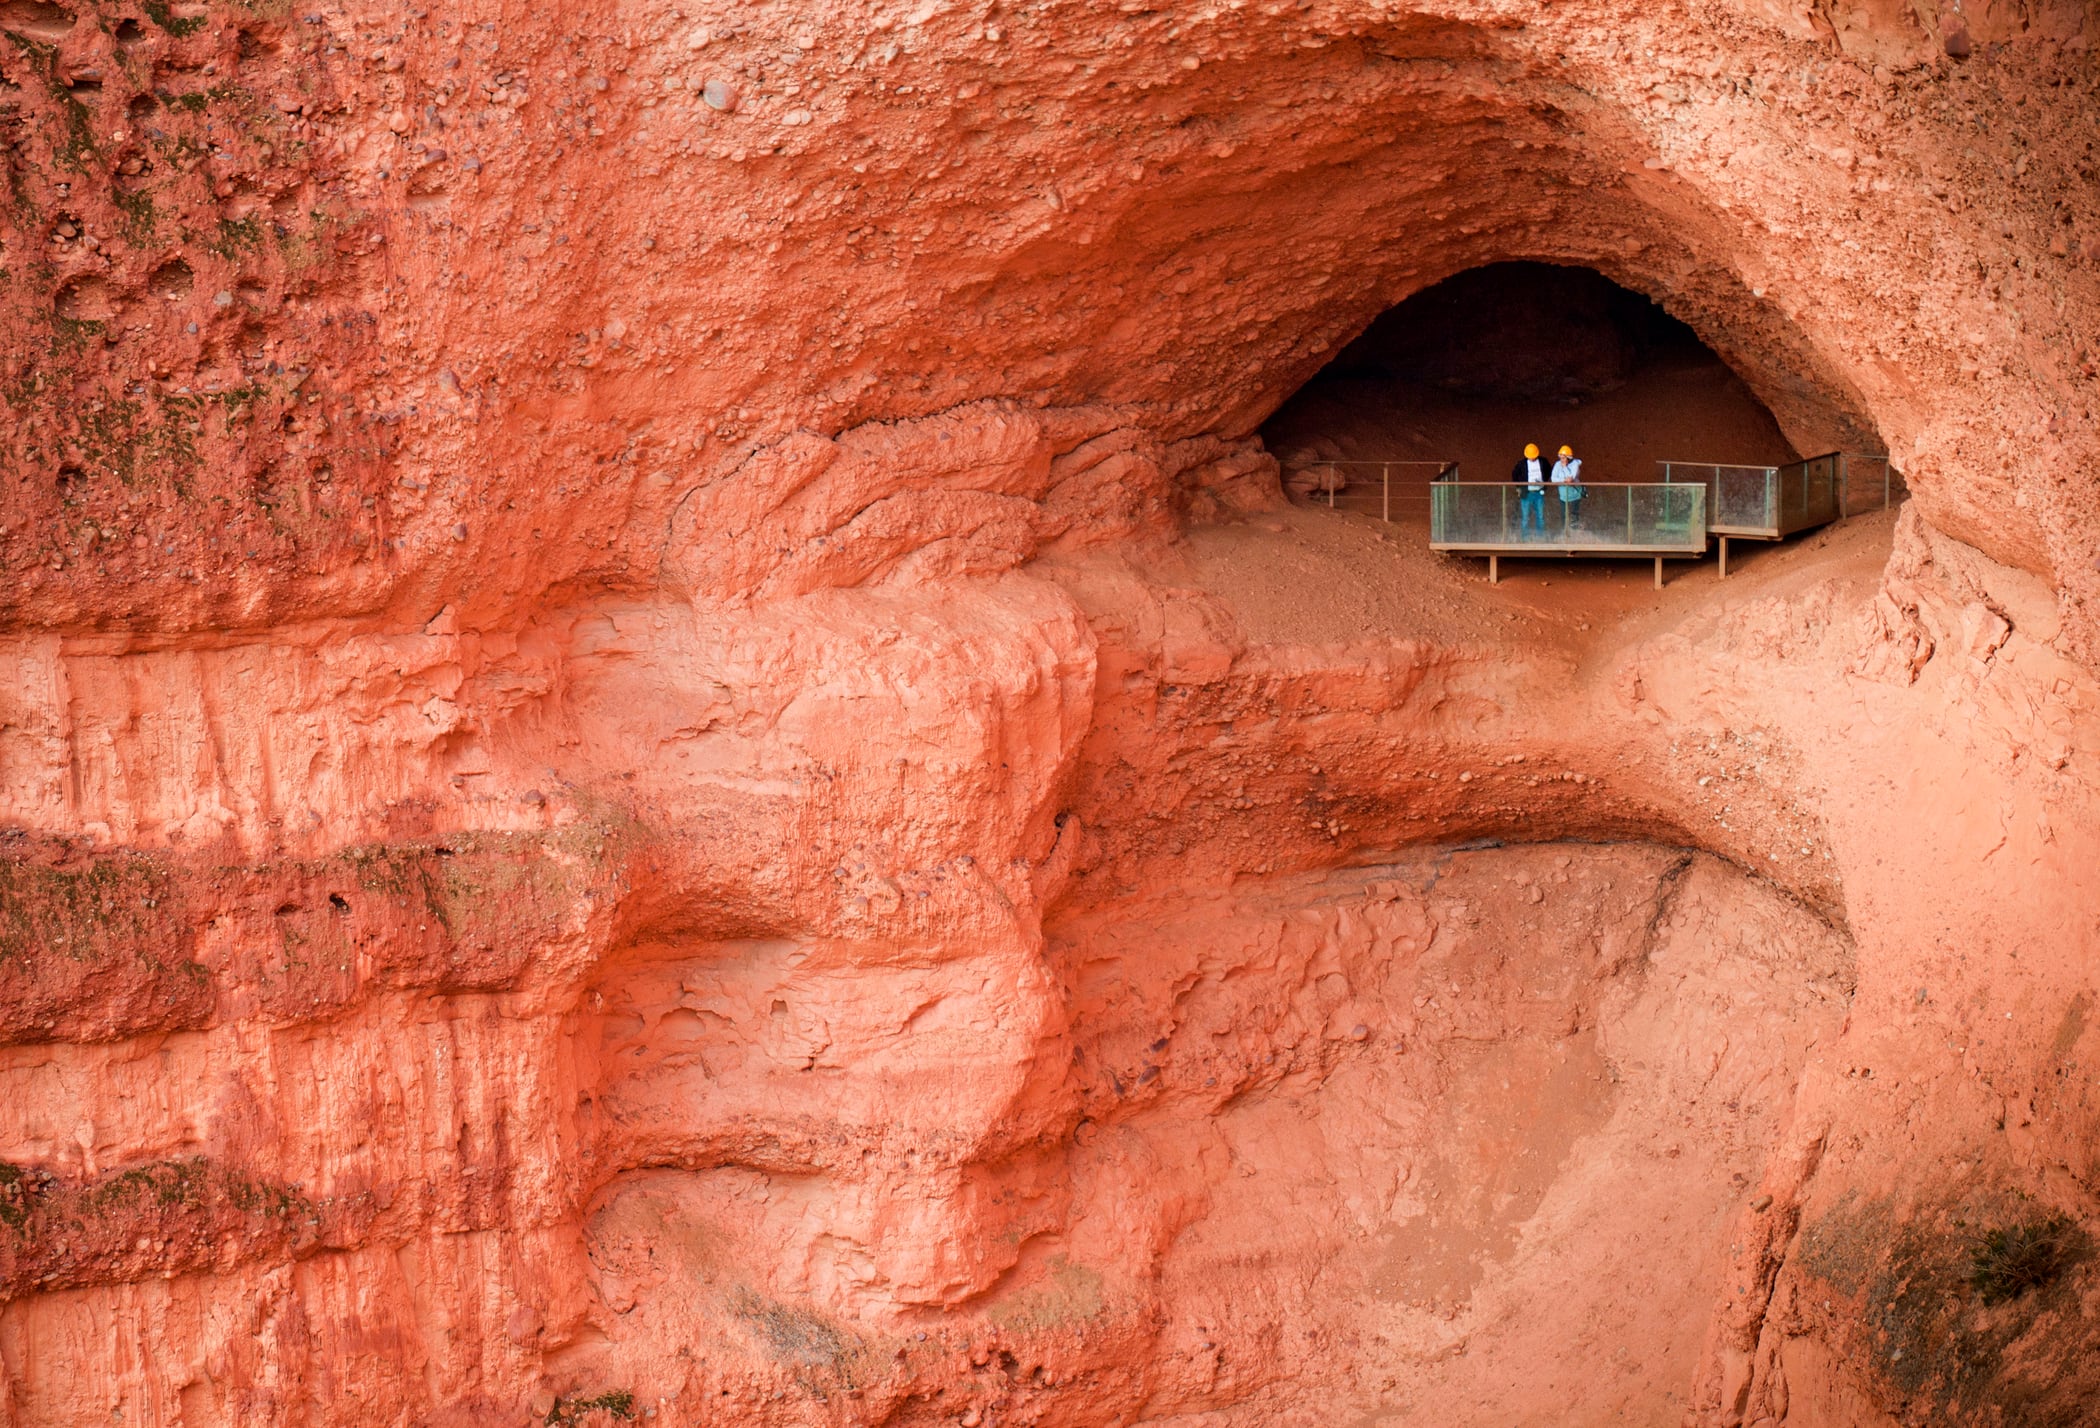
[{"x1": 0, "y1": 0, "x2": 2096, "y2": 1425}]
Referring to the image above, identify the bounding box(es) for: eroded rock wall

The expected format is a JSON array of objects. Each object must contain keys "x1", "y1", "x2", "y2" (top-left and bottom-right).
[
  {"x1": 0, "y1": 0, "x2": 2097, "y2": 1425},
  {"x1": 3, "y1": 0, "x2": 2097, "y2": 630}
]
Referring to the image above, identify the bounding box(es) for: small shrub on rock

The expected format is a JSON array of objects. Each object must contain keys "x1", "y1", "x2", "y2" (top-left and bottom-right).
[{"x1": 1966, "y1": 1217, "x2": 2076, "y2": 1306}]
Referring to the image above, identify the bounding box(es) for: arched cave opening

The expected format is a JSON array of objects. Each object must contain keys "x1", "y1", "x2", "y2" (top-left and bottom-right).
[{"x1": 1261, "y1": 261, "x2": 1802, "y2": 554}]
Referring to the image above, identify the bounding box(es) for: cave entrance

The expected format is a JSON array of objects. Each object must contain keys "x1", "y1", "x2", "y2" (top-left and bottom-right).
[{"x1": 1262, "y1": 262, "x2": 1805, "y2": 582}]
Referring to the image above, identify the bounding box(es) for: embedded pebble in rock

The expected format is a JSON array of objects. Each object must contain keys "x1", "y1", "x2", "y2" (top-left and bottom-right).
[{"x1": 702, "y1": 79, "x2": 739, "y2": 112}]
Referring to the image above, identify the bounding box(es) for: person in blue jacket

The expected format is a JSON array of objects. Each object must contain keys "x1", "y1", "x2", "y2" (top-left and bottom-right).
[{"x1": 1551, "y1": 444, "x2": 1584, "y2": 530}]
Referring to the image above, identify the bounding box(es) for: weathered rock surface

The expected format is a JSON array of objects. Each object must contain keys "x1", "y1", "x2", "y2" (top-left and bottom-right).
[{"x1": 0, "y1": 0, "x2": 2096, "y2": 1424}]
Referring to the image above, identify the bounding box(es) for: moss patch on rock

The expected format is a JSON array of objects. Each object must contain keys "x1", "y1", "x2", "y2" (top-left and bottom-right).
[
  {"x1": 1797, "y1": 1190, "x2": 2100, "y2": 1425},
  {"x1": 0, "y1": 848, "x2": 210, "y2": 1044},
  {"x1": 0, "y1": 1154, "x2": 322, "y2": 1298}
]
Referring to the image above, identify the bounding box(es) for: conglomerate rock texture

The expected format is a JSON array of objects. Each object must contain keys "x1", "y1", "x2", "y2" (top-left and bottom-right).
[{"x1": 0, "y1": 0, "x2": 2097, "y2": 1424}]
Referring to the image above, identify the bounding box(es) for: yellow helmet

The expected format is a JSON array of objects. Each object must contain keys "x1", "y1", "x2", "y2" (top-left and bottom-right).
[
  {"x1": 1523, "y1": 443, "x2": 1540, "y2": 459},
  {"x1": 1558, "y1": 445, "x2": 1574, "y2": 457}
]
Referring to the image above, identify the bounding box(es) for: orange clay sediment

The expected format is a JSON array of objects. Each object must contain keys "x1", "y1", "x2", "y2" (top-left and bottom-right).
[{"x1": 0, "y1": 1, "x2": 2097, "y2": 1424}]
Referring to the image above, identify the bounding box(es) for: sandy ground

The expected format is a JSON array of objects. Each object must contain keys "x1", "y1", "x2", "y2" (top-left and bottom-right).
[
  {"x1": 2, "y1": 0, "x2": 2095, "y2": 1417},
  {"x1": 1181, "y1": 486, "x2": 1902, "y2": 660}
]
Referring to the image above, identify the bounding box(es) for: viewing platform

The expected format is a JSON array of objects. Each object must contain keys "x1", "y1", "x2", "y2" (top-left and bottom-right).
[
  {"x1": 1295, "y1": 452, "x2": 1899, "y2": 587},
  {"x1": 1429, "y1": 479, "x2": 1707, "y2": 587}
]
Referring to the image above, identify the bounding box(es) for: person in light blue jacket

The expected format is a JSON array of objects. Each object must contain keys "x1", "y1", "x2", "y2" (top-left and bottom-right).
[{"x1": 1551, "y1": 445, "x2": 1584, "y2": 530}]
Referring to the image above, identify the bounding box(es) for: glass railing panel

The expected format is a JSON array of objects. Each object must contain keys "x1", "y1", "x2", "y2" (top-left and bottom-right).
[
  {"x1": 1431, "y1": 484, "x2": 1705, "y2": 550},
  {"x1": 1625, "y1": 483, "x2": 1707, "y2": 549},
  {"x1": 1660, "y1": 462, "x2": 1779, "y2": 531},
  {"x1": 1776, "y1": 454, "x2": 1846, "y2": 532},
  {"x1": 1712, "y1": 466, "x2": 1778, "y2": 530},
  {"x1": 1836, "y1": 455, "x2": 1901, "y2": 516},
  {"x1": 1429, "y1": 482, "x2": 1518, "y2": 545}
]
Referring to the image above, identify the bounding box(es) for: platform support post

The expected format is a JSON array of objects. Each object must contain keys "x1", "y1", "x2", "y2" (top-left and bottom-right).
[
  {"x1": 1489, "y1": 555, "x2": 1499, "y2": 585},
  {"x1": 1654, "y1": 556, "x2": 1664, "y2": 590},
  {"x1": 1382, "y1": 464, "x2": 1390, "y2": 523},
  {"x1": 1719, "y1": 536, "x2": 1729, "y2": 580}
]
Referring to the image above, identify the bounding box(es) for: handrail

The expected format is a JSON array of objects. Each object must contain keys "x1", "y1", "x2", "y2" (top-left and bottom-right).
[
  {"x1": 1430, "y1": 479, "x2": 1706, "y2": 557},
  {"x1": 1657, "y1": 451, "x2": 1901, "y2": 532},
  {"x1": 1297, "y1": 451, "x2": 1901, "y2": 541},
  {"x1": 1289, "y1": 459, "x2": 1460, "y2": 521},
  {"x1": 1823, "y1": 451, "x2": 1901, "y2": 513},
  {"x1": 1659, "y1": 452, "x2": 1889, "y2": 470}
]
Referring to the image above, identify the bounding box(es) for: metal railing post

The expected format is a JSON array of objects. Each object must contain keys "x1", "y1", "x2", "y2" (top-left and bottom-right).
[{"x1": 1382, "y1": 463, "x2": 1390, "y2": 524}]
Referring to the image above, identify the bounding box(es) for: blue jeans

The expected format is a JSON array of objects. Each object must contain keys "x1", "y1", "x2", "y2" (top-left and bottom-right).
[{"x1": 1519, "y1": 489, "x2": 1546, "y2": 533}]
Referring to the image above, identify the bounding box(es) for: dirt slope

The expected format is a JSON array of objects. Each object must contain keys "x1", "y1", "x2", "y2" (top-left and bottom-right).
[{"x1": 0, "y1": 1, "x2": 2097, "y2": 1426}]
